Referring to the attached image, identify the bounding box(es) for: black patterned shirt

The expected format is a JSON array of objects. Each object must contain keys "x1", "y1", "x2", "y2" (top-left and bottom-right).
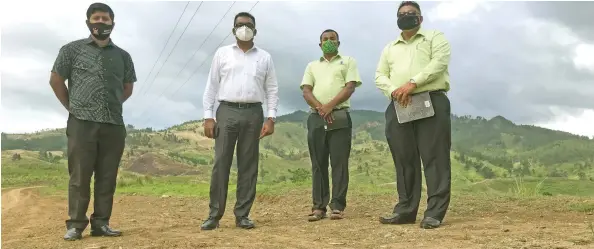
[{"x1": 51, "y1": 37, "x2": 137, "y2": 125}]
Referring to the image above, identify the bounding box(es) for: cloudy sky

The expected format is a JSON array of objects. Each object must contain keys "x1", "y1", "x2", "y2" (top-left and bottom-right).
[{"x1": 1, "y1": 0, "x2": 593, "y2": 137}]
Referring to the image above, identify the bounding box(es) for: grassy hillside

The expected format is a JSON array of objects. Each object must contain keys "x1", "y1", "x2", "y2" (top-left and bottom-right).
[{"x1": 2, "y1": 110, "x2": 594, "y2": 186}]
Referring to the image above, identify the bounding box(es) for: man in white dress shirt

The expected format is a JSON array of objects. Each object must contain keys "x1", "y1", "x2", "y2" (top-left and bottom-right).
[{"x1": 200, "y1": 12, "x2": 279, "y2": 230}]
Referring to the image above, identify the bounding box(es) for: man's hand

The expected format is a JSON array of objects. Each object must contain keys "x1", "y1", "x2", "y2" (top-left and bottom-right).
[
  {"x1": 392, "y1": 81, "x2": 417, "y2": 107},
  {"x1": 259, "y1": 119, "x2": 275, "y2": 139},
  {"x1": 203, "y1": 118, "x2": 216, "y2": 139},
  {"x1": 316, "y1": 104, "x2": 335, "y2": 123}
]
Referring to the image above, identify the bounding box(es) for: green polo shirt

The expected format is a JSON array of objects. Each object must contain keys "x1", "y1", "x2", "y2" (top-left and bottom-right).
[
  {"x1": 375, "y1": 28, "x2": 451, "y2": 99},
  {"x1": 300, "y1": 54, "x2": 362, "y2": 109}
]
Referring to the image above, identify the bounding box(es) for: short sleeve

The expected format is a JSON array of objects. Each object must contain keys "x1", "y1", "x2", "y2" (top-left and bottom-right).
[
  {"x1": 51, "y1": 45, "x2": 73, "y2": 79},
  {"x1": 123, "y1": 51, "x2": 137, "y2": 84},
  {"x1": 299, "y1": 63, "x2": 315, "y2": 90},
  {"x1": 345, "y1": 57, "x2": 362, "y2": 87}
]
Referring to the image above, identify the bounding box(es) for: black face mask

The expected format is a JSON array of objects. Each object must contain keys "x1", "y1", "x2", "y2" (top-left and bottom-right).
[
  {"x1": 397, "y1": 15, "x2": 420, "y2": 31},
  {"x1": 87, "y1": 22, "x2": 113, "y2": 40}
]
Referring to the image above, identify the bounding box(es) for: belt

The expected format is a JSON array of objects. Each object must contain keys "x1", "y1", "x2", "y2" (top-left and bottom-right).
[
  {"x1": 310, "y1": 107, "x2": 349, "y2": 113},
  {"x1": 219, "y1": 101, "x2": 262, "y2": 109}
]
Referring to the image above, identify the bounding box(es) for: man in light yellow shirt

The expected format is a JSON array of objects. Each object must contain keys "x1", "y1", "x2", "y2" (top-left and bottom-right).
[
  {"x1": 300, "y1": 29, "x2": 362, "y2": 222},
  {"x1": 375, "y1": 1, "x2": 452, "y2": 229}
]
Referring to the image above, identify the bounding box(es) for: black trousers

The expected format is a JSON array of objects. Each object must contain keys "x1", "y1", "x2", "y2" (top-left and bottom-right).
[
  {"x1": 384, "y1": 91, "x2": 452, "y2": 221},
  {"x1": 66, "y1": 115, "x2": 126, "y2": 230},
  {"x1": 307, "y1": 112, "x2": 352, "y2": 212}
]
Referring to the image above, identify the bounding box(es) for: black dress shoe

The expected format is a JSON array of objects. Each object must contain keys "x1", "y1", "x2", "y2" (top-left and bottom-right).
[
  {"x1": 63, "y1": 228, "x2": 83, "y2": 241},
  {"x1": 379, "y1": 213, "x2": 416, "y2": 224},
  {"x1": 90, "y1": 225, "x2": 122, "y2": 237},
  {"x1": 420, "y1": 217, "x2": 441, "y2": 229},
  {"x1": 200, "y1": 217, "x2": 220, "y2": 230},
  {"x1": 235, "y1": 217, "x2": 255, "y2": 229}
]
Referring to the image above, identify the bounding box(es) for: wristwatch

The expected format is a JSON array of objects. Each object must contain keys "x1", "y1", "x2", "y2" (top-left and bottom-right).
[
  {"x1": 268, "y1": 117, "x2": 276, "y2": 123},
  {"x1": 409, "y1": 78, "x2": 416, "y2": 84}
]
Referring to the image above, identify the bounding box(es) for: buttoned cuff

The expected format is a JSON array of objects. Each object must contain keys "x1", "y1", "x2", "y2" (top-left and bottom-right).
[
  {"x1": 267, "y1": 110, "x2": 276, "y2": 118},
  {"x1": 204, "y1": 110, "x2": 214, "y2": 119}
]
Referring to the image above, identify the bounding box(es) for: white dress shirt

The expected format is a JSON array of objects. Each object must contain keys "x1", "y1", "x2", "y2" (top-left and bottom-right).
[{"x1": 202, "y1": 43, "x2": 279, "y2": 119}]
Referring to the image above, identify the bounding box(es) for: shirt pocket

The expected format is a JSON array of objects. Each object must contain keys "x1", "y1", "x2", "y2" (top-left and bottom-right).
[
  {"x1": 332, "y1": 64, "x2": 348, "y2": 85},
  {"x1": 72, "y1": 56, "x2": 100, "y2": 75},
  {"x1": 250, "y1": 59, "x2": 267, "y2": 81},
  {"x1": 414, "y1": 38, "x2": 432, "y2": 66}
]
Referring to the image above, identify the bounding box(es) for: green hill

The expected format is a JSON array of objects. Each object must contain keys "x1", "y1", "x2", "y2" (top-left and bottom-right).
[{"x1": 2, "y1": 110, "x2": 594, "y2": 185}]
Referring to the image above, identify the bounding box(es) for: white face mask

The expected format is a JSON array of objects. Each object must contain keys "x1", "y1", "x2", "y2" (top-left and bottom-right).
[{"x1": 235, "y1": 26, "x2": 254, "y2": 41}]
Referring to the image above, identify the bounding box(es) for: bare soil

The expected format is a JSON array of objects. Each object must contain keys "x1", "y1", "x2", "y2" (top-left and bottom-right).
[
  {"x1": 2, "y1": 187, "x2": 593, "y2": 249},
  {"x1": 126, "y1": 153, "x2": 204, "y2": 176}
]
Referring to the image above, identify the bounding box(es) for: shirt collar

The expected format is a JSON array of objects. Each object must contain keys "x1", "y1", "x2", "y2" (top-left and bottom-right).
[
  {"x1": 319, "y1": 53, "x2": 342, "y2": 62},
  {"x1": 84, "y1": 36, "x2": 116, "y2": 47},
  {"x1": 232, "y1": 43, "x2": 258, "y2": 52},
  {"x1": 394, "y1": 27, "x2": 427, "y2": 45}
]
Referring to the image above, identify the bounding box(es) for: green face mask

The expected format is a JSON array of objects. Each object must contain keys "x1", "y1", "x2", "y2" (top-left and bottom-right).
[{"x1": 321, "y1": 40, "x2": 338, "y2": 54}]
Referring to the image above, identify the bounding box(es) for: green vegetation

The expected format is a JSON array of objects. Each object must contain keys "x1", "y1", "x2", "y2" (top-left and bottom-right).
[{"x1": 2, "y1": 110, "x2": 594, "y2": 198}]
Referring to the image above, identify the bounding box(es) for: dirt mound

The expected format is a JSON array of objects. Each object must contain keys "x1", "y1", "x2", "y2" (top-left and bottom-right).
[
  {"x1": 2, "y1": 186, "x2": 43, "y2": 212},
  {"x1": 2, "y1": 188, "x2": 593, "y2": 249},
  {"x1": 125, "y1": 153, "x2": 205, "y2": 176}
]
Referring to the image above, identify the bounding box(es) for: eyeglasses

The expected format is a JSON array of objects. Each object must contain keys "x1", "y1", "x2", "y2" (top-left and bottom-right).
[
  {"x1": 397, "y1": 11, "x2": 419, "y2": 18},
  {"x1": 234, "y1": 22, "x2": 255, "y2": 29}
]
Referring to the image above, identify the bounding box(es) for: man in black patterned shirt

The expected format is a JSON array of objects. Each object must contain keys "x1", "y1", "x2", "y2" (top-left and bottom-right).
[{"x1": 49, "y1": 2, "x2": 137, "y2": 241}]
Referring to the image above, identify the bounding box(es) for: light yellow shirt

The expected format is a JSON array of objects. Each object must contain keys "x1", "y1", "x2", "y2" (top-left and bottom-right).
[
  {"x1": 375, "y1": 28, "x2": 451, "y2": 99},
  {"x1": 300, "y1": 54, "x2": 362, "y2": 108}
]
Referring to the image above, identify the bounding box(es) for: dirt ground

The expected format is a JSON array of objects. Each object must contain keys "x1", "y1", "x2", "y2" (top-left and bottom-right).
[
  {"x1": 2, "y1": 187, "x2": 593, "y2": 249},
  {"x1": 126, "y1": 153, "x2": 205, "y2": 176}
]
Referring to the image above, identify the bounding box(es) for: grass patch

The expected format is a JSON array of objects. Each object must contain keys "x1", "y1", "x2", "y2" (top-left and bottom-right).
[
  {"x1": 1, "y1": 155, "x2": 67, "y2": 189},
  {"x1": 4, "y1": 153, "x2": 594, "y2": 206},
  {"x1": 512, "y1": 177, "x2": 547, "y2": 197},
  {"x1": 569, "y1": 202, "x2": 594, "y2": 213}
]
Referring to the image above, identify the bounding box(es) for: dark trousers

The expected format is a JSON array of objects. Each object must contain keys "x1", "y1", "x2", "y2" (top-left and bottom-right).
[
  {"x1": 208, "y1": 103, "x2": 264, "y2": 219},
  {"x1": 384, "y1": 91, "x2": 452, "y2": 221},
  {"x1": 307, "y1": 112, "x2": 352, "y2": 212},
  {"x1": 66, "y1": 115, "x2": 126, "y2": 230}
]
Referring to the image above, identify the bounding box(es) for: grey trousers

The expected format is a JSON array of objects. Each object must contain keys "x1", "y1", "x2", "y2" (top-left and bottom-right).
[
  {"x1": 66, "y1": 114, "x2": 126, "y2": 230},
  {"x1": 384, "y1": 91, "x2": 452, "y2": 221},
  {"x1": 307, "y1": 112, "x2": 352, "y2": 212},
  {"x1": 208, "y1": 102, "x2": 264, "y2": 219}
]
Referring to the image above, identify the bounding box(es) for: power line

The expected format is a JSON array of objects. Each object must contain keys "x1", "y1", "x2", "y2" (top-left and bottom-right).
[
  {"x1": 136, "y1": 1, "x2": 257, "y2": 126},
  {"x1": 137, "y1": 1, "x2": 204, "y2": 97},
  {"x1": 134, "y1": 1, "x2": 190, "y2": 96},
  {"x1": 140, "y1": 1, "x2": 260, "y2": 127}
]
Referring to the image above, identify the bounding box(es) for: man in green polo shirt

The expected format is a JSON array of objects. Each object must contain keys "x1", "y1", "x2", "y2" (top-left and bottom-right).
[
  {"x1": 375, "y1": 1, "x2": 452, "y2": 229},
  {"x1": 300, "y1": 29, "x2": 362, "y2": 222}
]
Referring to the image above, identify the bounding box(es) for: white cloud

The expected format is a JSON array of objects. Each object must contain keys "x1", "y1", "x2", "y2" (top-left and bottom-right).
[
  {"x1": 428, "y1": 0, "x2": 482, "y2": 21},
  {"x1": 519, "y1": 18, "x2": 581, "y2": 47},
  {"x1": 0, "y1": 56, "x2": 48, "y2": 80},
  {"x1": 0, "y1": 106, "x2": 68, "y2": 133},
  {"x1": 573, "y1": 43, "x2": 594, "y2": 72},
  {"x1": 536, "y1": 108, "x2": 594, "y2": 138}
]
